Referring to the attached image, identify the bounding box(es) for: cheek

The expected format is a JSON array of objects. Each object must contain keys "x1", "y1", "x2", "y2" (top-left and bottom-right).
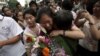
[{"x1": 93, "y1": 8, "x2": 97, "y2": 12}]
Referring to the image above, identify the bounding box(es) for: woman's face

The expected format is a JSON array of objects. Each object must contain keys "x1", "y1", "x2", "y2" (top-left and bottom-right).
[
  {"x1": 93, "y1": 2, "x2": 100, "y2": 15},
  {"x1": 17, "y1": 12, "x2": 23, "y2": 21},
  {"x1": 25, "y1": 14, "x2": 36, "y2": 27},
  {"x1": 40, "y1": 14, "x2": 53, "y2": 31}
]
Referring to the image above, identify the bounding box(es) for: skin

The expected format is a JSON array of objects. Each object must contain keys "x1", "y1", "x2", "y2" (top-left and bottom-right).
[
  {"x1": 17, "y1": 11, "x2": 25, "y2": 28},
  {"x1": 50, "y1": 25, "x2": 85, "y2": 39},
  {"x1": 3, "y1": 7, "x2": 12, "y2": 17},
  {"x1": 39, "y1": 13, "x2": 85, "y2": 39},
  {"x1": 0, "y1": 35, "x2": 20, "y2": 47},
  {"x1": 30, "y1": 4, "x2": 37, "y2": 11},
  {"x1": 24, "y1": 14, "x2": 36, "y2": 28},
  {"x1": 39, "y1": 14, "x2": 53, "y2": 31},
  {"x1": 74, "y1": 1, "x2": 100, "y2": 40}
]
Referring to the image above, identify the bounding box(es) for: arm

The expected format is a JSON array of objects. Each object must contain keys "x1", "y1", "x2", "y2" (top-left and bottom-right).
[
  {"x1": 80, "y1": 11, "x2": 100, "y2": 40},
  {"x1": 0, "y1": 35, "x2": 20, "y2": 47},
  {"x1": 87, "y1": 15, "x2": 100, "y2": 40},
  {"x1": 0, "y1": 18, "x2": 23, "y2": 47},
  {"x1": 50, "y1": 25, "x2": 85, "y2": 39},
  {"x1": 90, "y1": 24, "x2": 100, "y2": 40},
  {"x1": 64, "y1": 25, "x2": 85, "y2": 39}
]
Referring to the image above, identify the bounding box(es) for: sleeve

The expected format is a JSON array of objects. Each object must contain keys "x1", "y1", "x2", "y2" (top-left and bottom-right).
[{"x1": 9, "y1": 18, "x2": 23, "y2": 38}]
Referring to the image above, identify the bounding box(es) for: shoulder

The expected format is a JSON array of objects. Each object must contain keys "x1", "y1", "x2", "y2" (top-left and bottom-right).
[{"x1": 4, "y1": 16, "x2": 15, "y2": 23}]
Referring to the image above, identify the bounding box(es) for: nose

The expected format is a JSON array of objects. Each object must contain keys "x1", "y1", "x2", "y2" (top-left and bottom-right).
[
  {"x1": 46, "y1": 23, "x2": 50, "y2": 27},
  {"x1": 27, "y1": 18, "x2": 31, "y2": 22}
]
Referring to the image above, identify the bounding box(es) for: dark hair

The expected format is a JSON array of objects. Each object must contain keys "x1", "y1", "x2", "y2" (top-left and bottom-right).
[
  {"x1": 54, "y1": 10, "x2": 73, "y2": 30},
  {"x1": 15, "y1": 11, "x2": 23, "y2": 17},
  {"x1": 2, "y1": 6, "x2": 9, "y2": 13},
  {"x1": 29, "y1": 1, "x2": 37, "y2": 7},
  {"x1": 24, "y1": 9, "x2": 36, "y2": 18},
  {"x1": 86, "y1": 0, "x2": 99, "y2": 14},
  {"x1": 36, "y1": 7, "x2": 54, "y2": 23},
  {"x1": 16, "y1": 2, "x2": 20, "y2": 7},
  {"x1": 62, "y1": 0, "x2": 74, "y2": 11}
]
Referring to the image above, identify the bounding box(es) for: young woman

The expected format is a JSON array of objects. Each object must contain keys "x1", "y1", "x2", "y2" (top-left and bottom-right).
[
  {"x1": 23, "y1": 9, "x2": 42, "y2": 56},
  {"x1": 75, "y1": 1, "x2": 100, "y2": 56},
  {"x1": 16, "y1": 11, "x2": 26, "y2": 29}
]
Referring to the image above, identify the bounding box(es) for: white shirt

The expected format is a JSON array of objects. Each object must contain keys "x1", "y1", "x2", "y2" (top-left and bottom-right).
[
  {"x1": 79, "y1": 21, "x2": 99, "y2": 52},
  {"x1": 0, "y1": 15, "x2": 26, "y2": 56}
]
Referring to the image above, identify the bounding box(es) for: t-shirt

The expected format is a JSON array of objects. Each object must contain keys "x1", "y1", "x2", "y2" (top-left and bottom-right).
[
  {"x1": 79, "y1": 21, "x2": 99, "y2": 52},
  {"x1": 0, "y1": 15, "x2": 26, "y2": 56}
]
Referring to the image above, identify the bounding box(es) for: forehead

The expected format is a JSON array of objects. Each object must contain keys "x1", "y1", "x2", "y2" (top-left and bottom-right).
[
  {"x1": 18, "y1": 12, "x2": 23, "y2": 14},
  {"x1": 40, "y1": 14, "x2": 52, "y2": 21},
  {"x1": 4, "y1": 7, "x2": 9, "y2": 10},
  {"x1": 25, "y1": 14, "x2": 33, "y2": 17}
]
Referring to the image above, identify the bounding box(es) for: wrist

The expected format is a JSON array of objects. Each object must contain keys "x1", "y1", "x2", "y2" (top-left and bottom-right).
[{"x1": 89, "y1": 22, "x2": 95, "y2": 25}]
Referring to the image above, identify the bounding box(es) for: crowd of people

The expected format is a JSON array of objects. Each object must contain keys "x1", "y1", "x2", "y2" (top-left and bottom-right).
[{"x1": 0, "y1": 0, "x2": 100, "y2": 56}]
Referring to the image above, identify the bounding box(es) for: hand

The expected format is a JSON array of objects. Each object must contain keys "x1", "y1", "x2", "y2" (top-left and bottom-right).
[
  {"x1": 50, "y1": 30, "x2": 63, "y2": 37},
  {"x1": 78, "y1": 10, "x2": 93, "y2": 21}
]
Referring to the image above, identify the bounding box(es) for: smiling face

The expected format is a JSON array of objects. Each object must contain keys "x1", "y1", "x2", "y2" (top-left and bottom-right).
[
  {"x1": 39, "y1": 14, "x2": 53, "y2": 31},
  {"x1": 25, "y1": 14, "x2": 36, "y2": 28}
]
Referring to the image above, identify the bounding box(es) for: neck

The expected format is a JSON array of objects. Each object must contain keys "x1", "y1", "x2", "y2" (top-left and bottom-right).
[{"x1": 29, "y1": 24, "x2": 36, "y2": 29}]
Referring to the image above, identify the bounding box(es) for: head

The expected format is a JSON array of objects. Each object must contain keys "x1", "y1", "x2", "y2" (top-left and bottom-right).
[
  {"x1": 53, "y1": 10, "x2": 73, "y2": 30},
  {"x1": 36, "y1": 7, "x2": 54, "y2": 31},
  {"x1": 16, "y1": 2, "x2": 22, "y2": 9},
  {"x1": 93, "y1": 1, "x2": 100, "y2": 16},
  {"x1": 29, "y1": 1, "x2": 38, "y2": 11},
  {"x1": 86, "y1": 0, "x2": 99, "y2": 14},
  {"x1": 16, "y1": 11, "x2": 24, "y2": 21},
  {"x1": 24, "y1": 9, "x2": 36, "y2": 28},
  {"x1": 2, "y1": 6, "x2": 13, "y2": 17},
  {"x1": 62, "y1": 0, "x2": 74, "y2": 11}
]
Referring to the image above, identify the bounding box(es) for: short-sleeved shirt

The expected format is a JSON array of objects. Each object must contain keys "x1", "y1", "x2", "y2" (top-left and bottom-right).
[{"x1": 0, "y1": 15, "x2": 26, "y2": 56}]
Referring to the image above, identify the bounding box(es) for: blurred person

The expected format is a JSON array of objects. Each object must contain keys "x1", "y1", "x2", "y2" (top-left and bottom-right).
[
  {"x1": 0, "y1": 14, "x2": 26, "y2": 56},
  {"x1": 1, "y1": 6, "x2": 13, "y2": 17},
  {"x1": 29, "y1": 1, "x2": 38, "y2": 13},
  {"x1": 23, "y1": 9, "x2": 42, "y2": 56},
  {"x1": 16, "y1": 11, "x2": 26, "y2": 29},
  {"x1": 75, "y1": 1, "x2": 100, "y2": 56},
  {"x1": 15, "y1": 2, "x2": 24, "y2": 13},
  {"x1": 62, "y1": 0, "x2": 77, "y2": 20}
]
